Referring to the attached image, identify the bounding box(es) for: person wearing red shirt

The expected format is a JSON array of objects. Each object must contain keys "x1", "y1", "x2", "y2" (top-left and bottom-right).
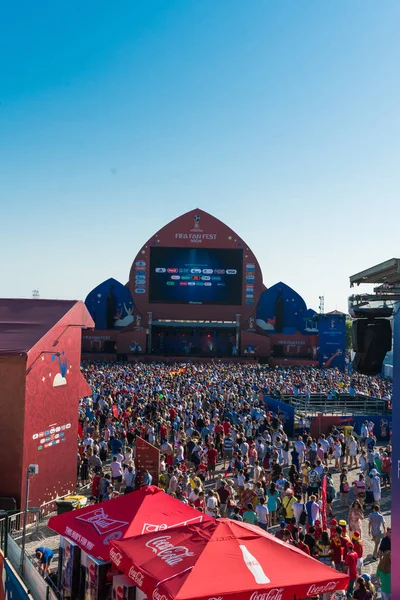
[
  {"x1": 206, "y1": 444, "x2": 218, "y2": 481},
  {"x1": 194, "y1": 491, "x2": 205, "y2": 512},
  {"x1": 223, "y1": 420, "x2": 231, "y2": 435},
  {"x1": 344, "y1": 543, "x2": 358, "y2": 597},
  {"x1": 160, "y1": 423, "x2": 167, "y2": 442},
  {"x1": 330, "y1": 530, "x2": 344, "y2": 571},
  {"x1": 314, "y1": 520, "x2": 323, "y2": 541},
  {"x1": 91, "y1": 472, "x2": 101, "y2": 499},
  {"x1": 297, "y1": 532, "x2": 311, "y2": 555},
  {"x1": 351, "y1": 531, "x2": 364, "y2": 574}
]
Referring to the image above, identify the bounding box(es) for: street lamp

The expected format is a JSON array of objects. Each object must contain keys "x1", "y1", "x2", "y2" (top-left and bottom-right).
[{"x1": 19, "y1": 464, "x2": 39, "y2": 576}]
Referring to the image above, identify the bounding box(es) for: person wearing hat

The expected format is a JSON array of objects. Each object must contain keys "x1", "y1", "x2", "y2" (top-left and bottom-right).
[
  {"x1": 353, "y1": 576, "x2": 374, "y2": 600},
  {"x1": 351, "y1": 531, "x2": 364, "y2": 574},
  {"x1": 339, "y1": 519, "x2": 351, "y2": 542},
  {"x1": 344, "y1": 541, "x2": 359, "y2": 596},
  {"x1": 369, "y1": 468, "x2": 382, "y2": 503}
]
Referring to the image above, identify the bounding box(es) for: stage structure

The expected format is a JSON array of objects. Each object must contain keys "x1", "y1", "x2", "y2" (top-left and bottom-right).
[
  {"x1": 83, "y1": 208, "x2": 345, "y2": 365},
  {"x1": 0, "y1": 299, "x2": 93, "y2": 508}
]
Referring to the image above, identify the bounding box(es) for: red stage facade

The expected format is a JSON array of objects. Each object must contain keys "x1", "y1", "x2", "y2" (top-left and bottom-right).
[
  {"x1": 83, "y1": 208, "x2": 345, "y2": 364},
  {"x1": 0, "y1": 299, "x2": 93, "y2": 508}
]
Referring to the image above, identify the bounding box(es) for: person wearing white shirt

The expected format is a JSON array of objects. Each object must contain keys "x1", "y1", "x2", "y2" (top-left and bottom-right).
[
  {"x1": 83, "y1": 436, "x2": 94, "y2": 450},
  {"x1": 255, "y1": 498, "x2": 269, "y2": 530},
  {"x1": 205, "y1": 490, "x2": 218, "y2": 517},
  {"x1": 295, "y1": 437, "x2": 306, "y2": 462},
  {"x1": 110, "y1": 457, "x2": 122, "y2": 489}
]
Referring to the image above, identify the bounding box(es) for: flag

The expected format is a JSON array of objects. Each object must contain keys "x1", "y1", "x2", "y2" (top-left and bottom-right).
[
  {"x1": 112, "y1": 404, "x2": 119, "y2": 419},
  {"x1": 224, "y1": 465, "x2": 232, "y2": 477},
  {"x1": 321, "y1": 474, "x2": 327, "y2": 531}
]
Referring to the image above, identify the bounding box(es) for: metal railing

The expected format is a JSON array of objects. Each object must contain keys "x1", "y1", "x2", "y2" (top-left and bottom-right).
[{"x1": 279, "y1": 393, "x2": 390, "y2": 417}]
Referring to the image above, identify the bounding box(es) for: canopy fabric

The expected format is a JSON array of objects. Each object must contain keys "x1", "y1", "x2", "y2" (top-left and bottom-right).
[
  {"x1": 48, "y1": 486, "x2": 209, "y2": 560},
  {"x1": 110, "y1": 518, "x2": 349, "y2": 600}
]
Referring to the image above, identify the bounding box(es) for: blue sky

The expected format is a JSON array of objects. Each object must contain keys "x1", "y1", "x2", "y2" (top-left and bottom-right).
[{"x1": 1, "y1": 1, "x2": 399, "y2": 312}]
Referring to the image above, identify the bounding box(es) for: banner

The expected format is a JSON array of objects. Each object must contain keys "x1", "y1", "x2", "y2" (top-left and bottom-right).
[
  {"x1": 135, "y1": 437, "x2": 160, "y2": 489},
  {"x1": 392, "y1": 303, "x2": 399, "y2": 598},
  {"x1": 263, "y1": 396, "x2": 295, "y2": 437},
  {"x1": 318, "y1": 313, "x2": 346, "y2": 370},
  {"x1": 321, "y1": 475, "x2": 327, "y2": 531},
  {"x1": 0, "y1": 553, "x2": 33, "y2": 600}
]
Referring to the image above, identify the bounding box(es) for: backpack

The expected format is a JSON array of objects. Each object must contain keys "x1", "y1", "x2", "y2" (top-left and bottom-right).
[{"x1": 299, "y1": 505, "x2": 307, "y2": 525}]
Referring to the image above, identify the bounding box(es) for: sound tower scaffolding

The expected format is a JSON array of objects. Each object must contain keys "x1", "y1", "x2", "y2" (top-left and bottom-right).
[{"x1": 349, "y1": 258, "x2": 399, "y2": 596}]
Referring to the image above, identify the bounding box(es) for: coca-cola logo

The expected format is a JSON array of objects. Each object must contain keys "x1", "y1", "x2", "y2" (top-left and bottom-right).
[
  {"x1": 109, "y1": 548, "x2": 123, "y2": 567},
  {"x1": 116, "y1": 586, "x2": 124, "y2": 600},
  {"x1": 250, "y1": 590, "x2": 284, "y2": 600},
  {"x1": 128, "y1": 567, "x2": 144, "y2": 587},
  {"x1": 153, "y1": 588, "x2": 168, "y2": 600},
  {"x1": 307, "y1": 582, "x2": 337, "y2": 595},
  {"x1": 208, "y1": 597, "x2": 223, "y2": 600},
  {"x1": 145, "y1": 535, "x2": 195, "y2": 566}
]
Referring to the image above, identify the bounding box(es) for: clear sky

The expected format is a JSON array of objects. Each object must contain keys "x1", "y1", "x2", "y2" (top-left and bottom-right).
[{"x1": 1, "y1": 1, "x2": 399, "y2": 312}]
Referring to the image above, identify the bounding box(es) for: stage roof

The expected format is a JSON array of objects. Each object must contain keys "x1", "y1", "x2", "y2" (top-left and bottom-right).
[
  {"x1": 0, "y1": 299, "x2": 78, "y2": 355},
  {"x1": 350, "y1": 258, "x2": 400, "y2": 286}
]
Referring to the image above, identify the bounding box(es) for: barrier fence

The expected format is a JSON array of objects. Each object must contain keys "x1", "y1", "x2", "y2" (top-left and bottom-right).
[{"x1": 0, "y1": 494, "x2": 74, "y2": 599}]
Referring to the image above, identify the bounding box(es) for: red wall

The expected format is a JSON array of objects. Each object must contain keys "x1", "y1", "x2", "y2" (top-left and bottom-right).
[
  {"x1": 0, "y1": 355, "x2": 26, "y2": 503},
  {"x1": 20, "y1": 302, "x2": 93, "y2": 508}
]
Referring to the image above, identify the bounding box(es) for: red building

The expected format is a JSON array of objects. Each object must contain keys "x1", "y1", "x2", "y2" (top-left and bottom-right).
[{"x1": 0, "y1": 299, "x2": 93, "y2": 508}]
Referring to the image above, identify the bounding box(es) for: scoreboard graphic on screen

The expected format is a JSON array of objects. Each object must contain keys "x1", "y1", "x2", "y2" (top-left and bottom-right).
[{"x1": 149, "y1": 247, "x2": 243, "y2": 305}]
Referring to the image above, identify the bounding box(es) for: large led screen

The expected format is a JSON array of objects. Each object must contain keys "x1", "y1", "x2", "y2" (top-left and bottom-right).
[{"x1": 149, "y1": 247, "x2": 243, "y2": 305}]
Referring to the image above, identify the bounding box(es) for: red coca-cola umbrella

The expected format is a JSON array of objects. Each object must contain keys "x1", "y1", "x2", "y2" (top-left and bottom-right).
[
  {"x1": 49, "y1": 486, "x2": 210, "y2": 561},
  {"x1": 110, "y1": 519, "x2": 349, "y2": 600}
]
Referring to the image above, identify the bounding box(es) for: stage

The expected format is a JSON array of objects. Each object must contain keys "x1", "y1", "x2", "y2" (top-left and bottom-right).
[{"x1": 82, "y1": 353, "x2": 258, "y2": 364}]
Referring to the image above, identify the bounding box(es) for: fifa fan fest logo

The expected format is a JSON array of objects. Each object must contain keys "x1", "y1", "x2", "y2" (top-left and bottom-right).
[
  {"x1": 193, "y1": 214, "x2": 201, "y2": 229},
  {"x1": 145, "y1": 535, "x2": 195, "y2": 566}
]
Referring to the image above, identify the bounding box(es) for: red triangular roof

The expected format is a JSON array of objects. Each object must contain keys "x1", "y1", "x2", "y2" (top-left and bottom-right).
[
  {"x1": 48, "y1": 486, "x2": 210, "y2": 561},
  {"x1": 111, "y1": 518, "x2": 349, "y2": 600}
]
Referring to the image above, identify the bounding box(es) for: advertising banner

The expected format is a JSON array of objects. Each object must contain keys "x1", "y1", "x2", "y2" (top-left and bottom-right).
[
  {"x1": 318, "y1": 313, "x2": 346, "y2": 370},
  {"x1": 263, "y1": 396, "x2": 295, "y2": 437},
  {"x1": 0, "y1": 552, "x2": 34, "y2": 600},
  {"x1": 135, "y1": 437, "x2": 160, "y2": 489},
  {"x1": 392, "y1": 304, "x2": 399, "y2": 597}
]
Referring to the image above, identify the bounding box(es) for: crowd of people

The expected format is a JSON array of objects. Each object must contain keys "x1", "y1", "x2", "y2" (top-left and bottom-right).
[{"x1": 78, "y1": 361, "x2": 392, "y2": 600}]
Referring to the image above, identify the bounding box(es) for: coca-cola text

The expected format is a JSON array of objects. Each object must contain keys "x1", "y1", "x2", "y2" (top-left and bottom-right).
[
  {"x1": 128, "y1": 567, "x2": 144, "y2": 587},
  {"x1": 250, "y1": 590, "x2": 284, "y2": 600},
  {"x1": 109, "y1": 548, "x2": 123, "y2": 567},
  {"x1": 153, "y1": 588, "x2": 168, "y2": 600},
  {"x1": 145, "y1": 535, "x2": 195, "y2": 566},
  {"x1": 307, "y1": 582, "x2": 338, "y2": 595}
]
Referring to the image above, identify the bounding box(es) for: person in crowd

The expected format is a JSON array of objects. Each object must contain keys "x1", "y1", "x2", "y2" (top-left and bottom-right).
[
  {"x1": 376, "y1": 550, "x2": 391, "y2": 600},
  {"x1": 35, "y1": 547, "x2": 54, "y2": 576},
  {"x1": 348, "y1": 500, "x2": 364, "y2": 536},
  {"x1": 379, "y1": 526, "x2": 391, "y2": 559},
  {"x1": 352, "y1": 576, "x2": 373, "y2": 600},
  {"x1": 368, "y1": 504, "x2": 386, "y2": 560}
]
